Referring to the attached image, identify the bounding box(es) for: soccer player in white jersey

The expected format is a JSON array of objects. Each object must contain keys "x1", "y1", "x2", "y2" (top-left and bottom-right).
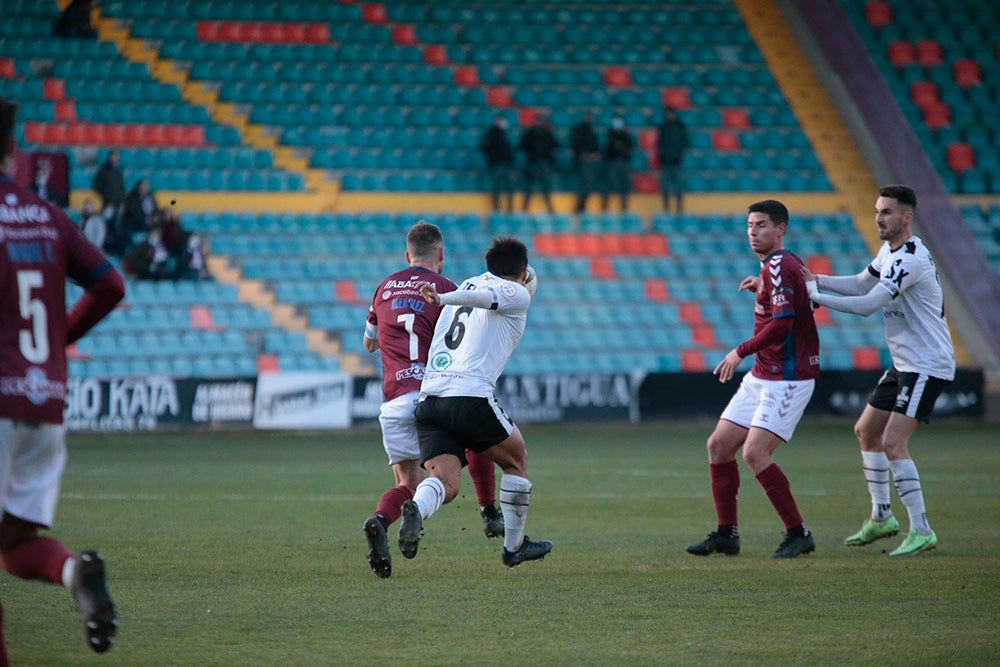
[
  {"x1": 397, "y1": 237, "x2": 551, "y2": 568},
  {"x1": 804, "y1": 185, "x2": 955, "y2": 556}
]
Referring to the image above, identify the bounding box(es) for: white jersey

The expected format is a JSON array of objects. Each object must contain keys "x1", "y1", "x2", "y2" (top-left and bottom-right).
[
  {"x1": 869, "y1": 235, "x2": 955, "y2": 380},
  {"x1": 420, "y1": 271, "x2": 530, "y2": 397}
]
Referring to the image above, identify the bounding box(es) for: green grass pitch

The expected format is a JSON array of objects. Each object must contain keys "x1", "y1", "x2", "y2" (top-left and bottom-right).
[{"x1": 4, "y1": 419, "x2": 999, "y2": 666}]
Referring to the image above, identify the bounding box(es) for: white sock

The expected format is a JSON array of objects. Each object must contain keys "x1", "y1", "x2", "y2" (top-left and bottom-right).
[
  {"x1": 861, "y1": 451, "x2": 893, "y2": 520},
  {"x1": 499, "y1": 474, "x2": 531, "y2": 553},
  {"x1": 61, "y1": 556, "x2": 76, "y2": 589},
  {"x1": 412, "y1": 477, "x2": 446, "y2": 521},
  {"x1": 890, "y1": 458, "x2": 931, "y2": 533}
]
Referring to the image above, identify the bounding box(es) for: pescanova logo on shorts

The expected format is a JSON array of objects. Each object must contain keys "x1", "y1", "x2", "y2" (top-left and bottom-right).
[{"x1": 431, "y1": 351, "x2": 453, "y2": 370}]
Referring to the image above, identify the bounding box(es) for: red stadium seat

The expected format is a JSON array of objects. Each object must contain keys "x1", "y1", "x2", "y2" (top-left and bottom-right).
[
  {"x1": 679, "y1": 302, "x2": 705, "y2": 324},
  {"x1": 643, "y1": 279, "x2": 670, "y2": 302},
  {"x1": 64, "y1": 123, "x2": 86, "y2": 144},
  {"x1": 946, "y1": 142, "x2": 975, "y2": 172},
  {"x1": 144, "y1": 123, "x2": 167, "y2": 145},
  {"x1": 257, "y1": 22, "x2": 280, "y2": 42},
  {"x1": 852, "y1": 347, "x2": 882, "y2": 370},
  {"x1": 43, "y1": 78, "x2": 65, "y2": 100},
  {"x1": 80, "y1": 122, "x2": 105, "y2": 145},
  {"x1": 632, "y1": 172, "x2": 658, "y2": 193},
  {"x1": 123, "y1": 124, "x2": 144, "y2": 144},
  {"x1": 0, "y1": 58, "x2": 15, "y2": 78},
  {"x1": 533, "y1": 233, "x2": 556, "y2": 255},
  {"x1": 163, "y1": 124, "x2": 185, "y2": 146},
  {"x1": 189, "y1": 306, "x2": 224, "y2": 331},
  {"x1": 692, "y1": 324, "x2": 720, "y2": 348},
  {"x1": 518, "y1": 107, "x2": 538, "y2": 127},
  {"x1": 423, "y1": 45, "x2": 447, "y2": 64},
  {"x1": 196, "y1": 21, "x2": 220, "y2": 41},
  {"x1": 104, "y1": 123, "x2": 125, "y2": 145},
  {"x1": 304, "y1": 23, "x2": 330, "y2": 43},
  {"x1": 218, "y1": 21, "x2": 240, "y2": 41},
  {"x1": 915, "y1": 39, "x2": 943, "y2": 67},
  {"x1": 361, "y1": 3, "x2": 388, "y2": 23},
  {"x1": 23, "y1": 122, "x2": 44, "y2": 143},
  {"x1": 661, "y1": 87, "x2": 691, "y2": 109},
  {"x1": 921, "y1": 102, "x2": 950, "y2": 129},
  {"x1": 909, "y1": 81, "x2": 938, "y2": 107},
  {"x1": 806, "y1": 255, "x2": 833, "y2": 276},
  {"x1": 864, "y1": 1, "x2": 892, "y2": 27},
  {"x1": 680, "y1": 349, "x2": 707, "y2": 372},
  {"x1": 257, "y1": 353, "x2": 279, "y2": 372},
  {"x1": 179, "y1": 124, "x2": 206, "y2": 145},
  {"x1": 953, "y1": 59, "x2": 982, "y2": 87},
  {"x1": 603, "y1": 66, "x2": 632, "y2": 87},
  {"x1": 722, "y1": 108, "x2": 751, "y2": 129},
  {"x1": 589, "y1": 256, "x2": 618, "y2": 278},
  {"x1": 453, "y1": 66, "x2": 479, "y2": 85},
  {"x1": 486, "y1": 86, "x2": 512, "y2": 107},
  {"x1": 284, "y1": 22, "x2": 306, "y2": 42},
  {"x1": 620, "y1": 232, "x2": 644, "y2": 255},
  {"x1": 887, "y1": 40, "x2": 914, "y2": 66},
  {"x1": 638, "y1": 128, "x2": 657, "y2": 150},
  {"x1": 711, "y1": 129, "x2": 741, "y2": 150},
  {"x1": 54, "y1": 98, "x2": 76, "y2": 122},
  {"x1": 335, "y1": 280, "x2": 363, "y2": 304},
  {"x1": 392, "y1": 24, "x2": 417, "y2": 45}
]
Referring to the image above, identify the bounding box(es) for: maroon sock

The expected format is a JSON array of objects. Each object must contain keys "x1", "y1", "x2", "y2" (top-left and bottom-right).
[
  {"x1": 710, "y1": 460, "x2": 740, "y2": 527},
  {"x1": 466, "y1": 449, "x2": 496, "y2": 507},
  {"x1": 374, "y1": 485, "x2": 414, "y2": 526},
  {"x1": 1, "y1": 534, "x2": 72, "y2": 584},
  {"x1": 755, "y1": 463, "x2": 804, "y2": 530}
]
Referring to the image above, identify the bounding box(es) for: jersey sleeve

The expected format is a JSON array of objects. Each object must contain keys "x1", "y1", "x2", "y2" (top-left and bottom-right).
[
  {"x1": 879, "y1": 250, "x2": 927, "y2": 299},
  {"x1": 493, "y1": 280, "x2": 531, "y2": 314},
  {"x1": 769, "y1": 255, "x2": 802, "y2": 319}
]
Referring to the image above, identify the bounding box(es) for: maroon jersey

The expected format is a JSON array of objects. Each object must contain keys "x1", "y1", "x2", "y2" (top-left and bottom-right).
[
  {"x1": 737, "y1": 249, "x2": 820, "y2": 381},
  {"x1": 366, "y1": 266, "x2": 456, "y2": 401},
  {"x1": 0, "y1": 175, "x2": 123, "y2": 423}
]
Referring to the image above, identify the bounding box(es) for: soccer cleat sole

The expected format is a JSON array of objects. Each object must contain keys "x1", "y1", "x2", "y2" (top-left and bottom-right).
[
  {"x1": 71, "y1": 550, "x2": 119, "y2": 653},
  {"x1": 397, "y1": 500, "x2": 422, "y2": 560},
  {"x1": 363, "y1": 517, "x2": 392, "y2": 579}
]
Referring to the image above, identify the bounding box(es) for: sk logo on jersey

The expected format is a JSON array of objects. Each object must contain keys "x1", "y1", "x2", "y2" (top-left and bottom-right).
[{"x1": 431, "y1": 351, "x2": 453, "y2": 370}]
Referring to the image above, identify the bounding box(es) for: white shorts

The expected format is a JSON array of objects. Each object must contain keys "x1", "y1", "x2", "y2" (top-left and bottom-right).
[
  {"x1": 0, "y1": 419, "x2": 67, "y2": 527},
  {"x1": 378, "y1": 391, "x2": 420, "y2": 466},
  {"x1": 720, "y1": 373, "x2": 815, "y2": 443}
]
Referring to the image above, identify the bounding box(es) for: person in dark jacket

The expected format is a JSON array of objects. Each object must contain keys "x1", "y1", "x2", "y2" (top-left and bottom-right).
[
  {"x1": 657, "y1": 107, "x2": 690, "y2": 214},
  {"x1": 602, "y1": 115, "x2": 634, "y2": 212},
  {"x1": 479, "y1": 115, "x2": 515, "y2": 212},
  {"x1": 518, "y1": 114, "x2": 558, "y2": 213},
  {"x1": 571, "y1": 113, "x2": 601, "y2": 213}
]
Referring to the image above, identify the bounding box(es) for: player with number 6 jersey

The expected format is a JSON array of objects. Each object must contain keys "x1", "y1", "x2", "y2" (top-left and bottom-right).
[
  {"x1": 400, "y1": 236, "x2": 552, "y2": 570},
  {"x1": 360, "y1": 222, "x2": 503, "y2": 579},
  {"x1": 0, "y1": 97, "x2": 123, "y2": 658}
]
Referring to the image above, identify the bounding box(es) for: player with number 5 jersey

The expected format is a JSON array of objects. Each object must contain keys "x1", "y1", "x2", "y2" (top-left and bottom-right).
[{"x1": 0, "y1": 97, "x2": 123, "y2": 659}]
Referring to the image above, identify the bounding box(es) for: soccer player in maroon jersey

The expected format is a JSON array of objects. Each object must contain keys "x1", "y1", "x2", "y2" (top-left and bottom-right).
[
  {"x1": 360, "y1": 221, "x2": 503, "y2": 578},
  {"x1": 0, "y1": 98, "x2": 124, "y2": 656},
  {"x1": 685, "y1": 199, "x2": 821, "y2": 559}
]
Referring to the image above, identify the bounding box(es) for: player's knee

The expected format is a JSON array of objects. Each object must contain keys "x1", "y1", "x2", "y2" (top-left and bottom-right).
[
  {"x1": 741, "y1": 447, "x2": 770, "y2": 474},
  {"x1": 706, "y1": 433, "x2": 733, "y2": 461}
]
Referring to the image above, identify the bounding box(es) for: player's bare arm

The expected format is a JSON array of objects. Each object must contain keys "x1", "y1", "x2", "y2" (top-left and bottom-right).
[{"x1": 713, "y1": 348, "x2": 744, "y2": 383}]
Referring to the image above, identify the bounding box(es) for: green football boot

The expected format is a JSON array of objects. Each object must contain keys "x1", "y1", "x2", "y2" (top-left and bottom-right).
[
  {"x1": 889, "y1": 529, "x2": 938, "y2": 556},
  {"x1": 844, "y1": 516, "x2": 900, "y2": 546}
]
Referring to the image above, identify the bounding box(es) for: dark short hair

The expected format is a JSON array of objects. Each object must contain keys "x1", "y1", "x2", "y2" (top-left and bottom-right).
[
  {"x1": 0, "y1": 97, "x2": 18, "y2": 163},
  {"x1": 878, "y1": 184, "x2": 917, "y2": 210},
  {"x1": 486, "y1": 236, "x2": 529, "y2": 279},
  {"x1": 747, "y1": 199, "x2": 789, "y2": 226},
  {"x1": 406, "y1": 221, "x2": 443, "y2": 260}
]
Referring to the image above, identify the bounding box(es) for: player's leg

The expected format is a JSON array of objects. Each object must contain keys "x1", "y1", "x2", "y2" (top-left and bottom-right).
[
  {"x1": 885, "y1": 373, "x2": 949, "y2": 556},
  {"x1": 686, "y1": 376, "x2": 755, "y2": 556},
  {"x1": 398, "y1": 453, "x2": 463, "y2": 559},
  {"x1": 742, "y1": 379, "x2": 815, "y2": 558},
  {"x1": 0, "y1": 600, "x2": 9, "y2": 667},
  {"x1": 364, "y1": 396, "x2": 425, "y2": 576},
  {"x1": 466, "y1": 449, "x2": 504, "y2": 538},
  {"x1": 480, "y1": 428, "x2": 551, "y2": 567},
  {"x1": 0, "y1": 421, "x2": 117, "y2": 652},
  {"x1": 845, "y1": 371, "x2": 901, "y2": 545}
]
